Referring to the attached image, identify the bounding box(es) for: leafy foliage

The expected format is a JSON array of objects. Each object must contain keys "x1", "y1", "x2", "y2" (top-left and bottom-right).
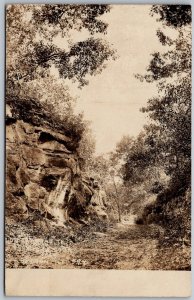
[
  {"x1": 111, "y1": 6, "x2": 191, "y2": 236},
  {"x1": 151, "y1": 5, "x2": 191, "y2": 28},
  {"x1": 33, "y1": 5, "x2": 111, "y2": 36},
  {"x1": 58, "y1": 38, "x2": 116, "y2": 87},
  {"x1": 6, "y1": 4, "x2": 115, "y2": 87},
  {"x1": 6, "y1": 4, "x2": 116, "y2": 160},
  {"x1": 6, "y1": 94, "x2": 85, "y2": 144},
  {"x1": 135, "y1": 6, "x2": 191, "y2": 237},
  {"x1": 77, "y1": 125, "x2": 96, "y2": 171}
]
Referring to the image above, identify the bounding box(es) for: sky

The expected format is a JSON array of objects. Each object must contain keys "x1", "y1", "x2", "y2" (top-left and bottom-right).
[{"x1": 57, "y1": 5, "x2": 168, "y2": 154}]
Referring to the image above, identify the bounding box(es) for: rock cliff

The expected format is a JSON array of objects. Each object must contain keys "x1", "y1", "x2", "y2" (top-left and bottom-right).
[{"x1": 6, "y1": 97, "x2": 101, "y2": 227}]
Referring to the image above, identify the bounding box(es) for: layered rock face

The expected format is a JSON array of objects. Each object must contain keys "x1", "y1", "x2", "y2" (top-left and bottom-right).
[{"x1": 6, "y1": 104, "x2": 94, "y2": 225}]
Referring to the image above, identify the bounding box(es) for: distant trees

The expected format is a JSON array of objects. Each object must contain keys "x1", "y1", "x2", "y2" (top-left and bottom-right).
[
  {"x1": 87, "y1": 155, "x2": 110, "y2": 185},
  {"x1": 109, "y1": 133, "x2": 167, "y2": 221}
]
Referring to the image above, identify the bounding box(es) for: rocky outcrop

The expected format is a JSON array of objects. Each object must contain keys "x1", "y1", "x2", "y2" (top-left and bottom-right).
[{"x1": 6, "y1": 103, "x2": 96, "y2": 226}]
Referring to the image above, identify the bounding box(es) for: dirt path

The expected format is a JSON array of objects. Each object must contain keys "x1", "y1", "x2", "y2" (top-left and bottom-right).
[
  {"x1": 67, "y1": 224, "x2": 160, "y2": 269},
  {"x1": 6, "y1": 222, "x2": 190, "y2": 270}
]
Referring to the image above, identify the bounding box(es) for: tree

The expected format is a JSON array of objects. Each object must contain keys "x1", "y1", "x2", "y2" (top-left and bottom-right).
[
  {"x1": 140, "y1": 5, "x2": 191, "y2": 191},
  {"x1": 134, "y1": 5, "x2": 191, "y2": 182},
  {"x1": 6, "y1": 4, "x2": 116, "y2": 88},
  {"x1": 87, "y1": 154, "x2": 110, "y2": 185},
  {"x1": 130, "y1": 5, "x2": 191, "y2": 235},
  {"x1": 109, "y1": 135, "x2": 134, "y2": 173}
]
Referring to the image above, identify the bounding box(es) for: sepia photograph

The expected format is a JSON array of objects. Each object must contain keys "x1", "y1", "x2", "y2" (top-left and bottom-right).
[{"x1": 5, "y1": 3, "x2": 191, "y2": 288}]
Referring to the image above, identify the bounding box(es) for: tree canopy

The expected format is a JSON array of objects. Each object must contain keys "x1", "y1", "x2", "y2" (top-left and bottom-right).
[
  {"x1": 6, "y1": 4, "x2": 116, "y2": 88},
  {"x1": 151, "y1": 5, "x2": 191, "y2": 28}
]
